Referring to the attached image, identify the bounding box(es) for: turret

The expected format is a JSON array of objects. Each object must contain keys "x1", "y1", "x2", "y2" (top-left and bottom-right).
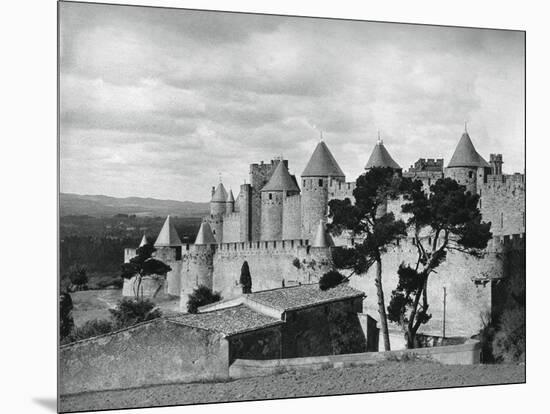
[
  {"x1": 260, "y1": 161, "x2": 300, "y2": 240},
  {"x1": 226, "y1": 189, "x2": 235, "y2": 213},
  {"x1": 445, "y1": 127, "x2": 490, "y2": 194},
  {"x1": 301, "y1": 140, "x2": 345, "y2": 241},
  {"x1": 365, "y1": 135, "x2": 401, "y2": 171},
  {"x1": 153, "y1": 215, "x2": 183, "y2": 296},
  {"x1": 209, "y1": 182, "x2": 227, "y2": 243},
  {"x1": 210, "y1": 182, "x2": 228, "y2": 216},
  {"x1": 311, "y1": 220, "x2": 334, "y2": 248},
  {"x1": 490, "y1": 154, "x2": 503, "y2": 176}
]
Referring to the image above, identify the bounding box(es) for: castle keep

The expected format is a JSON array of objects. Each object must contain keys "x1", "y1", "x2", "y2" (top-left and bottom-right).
[{"x1": 124, "y1": 128, "x2": 525, "y2": 338}]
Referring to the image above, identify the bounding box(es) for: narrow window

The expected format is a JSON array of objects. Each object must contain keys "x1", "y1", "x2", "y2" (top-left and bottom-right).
[
  {"x1": 468, "y1": 171, "x2": 473, "y2": 179},
  {"x1": 303, "y1": 180, "x2": 306, "y2": 187},
  {"x1": 269, "y1": 193, "x2": 272, "y2": 200},
  {"x1": 318, "y1": 179, "x2": 323, "y2": 187},
  {"x1": 501, "y1": 212, "x2": 504, "y2": 228}
]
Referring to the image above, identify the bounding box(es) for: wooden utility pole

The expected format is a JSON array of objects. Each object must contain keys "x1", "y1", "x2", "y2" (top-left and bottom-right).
[{"x1": 442, "y1": 287, "x2": 447, "y2": 338}]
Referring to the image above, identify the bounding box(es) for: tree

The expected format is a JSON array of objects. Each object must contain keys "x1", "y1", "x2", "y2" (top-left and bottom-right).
[
  {"x1": 240, "y1": 261, "x2": 252, "y2": 294},
  {"x1": 387, "y1": 177, "x2": 492, "y2": 348},
  {"x1": 328, "y1": 167, "x2": 408, "y2": 351},
  {"x1": 120, "y1": 243, "x2": 171, "y2": 299},
  {"x1": 59, "y1": 292, "x2": 74, "y2": 341},
  {"x1": 109, "y1": 297, "x2": 162, "y2": 329},
  {"x1": 68, "y1": 264, "x2": 88, "y2": 291},
  {"x1": 319, "y1": 270, "x2": 346, "y2": 291},
  {"x1": 187, "y1": 285, "x2": 222, "y2": 314}
]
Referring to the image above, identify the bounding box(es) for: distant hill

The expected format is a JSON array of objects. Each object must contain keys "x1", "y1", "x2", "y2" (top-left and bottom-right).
[{"x1": 60, "y1": 193, "x2": 210, "y2": 218}]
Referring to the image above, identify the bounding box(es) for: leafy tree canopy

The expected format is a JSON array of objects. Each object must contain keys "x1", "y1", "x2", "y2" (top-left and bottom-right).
[{"x1": 187, "y1": 285, "x2": 222, "y2": 314}]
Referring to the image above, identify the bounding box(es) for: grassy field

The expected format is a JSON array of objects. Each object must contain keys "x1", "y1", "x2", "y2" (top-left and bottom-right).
[
  {"x1": 70, "y1": 289, "x2": 180, "y2": 326},
  {"x1": 59, "y1": 361, "x2": 525, "y2": 412}
]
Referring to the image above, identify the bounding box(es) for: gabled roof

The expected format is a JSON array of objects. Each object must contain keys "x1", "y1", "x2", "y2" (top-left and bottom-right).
[
  {"x1": 226, "y1": 189, "x2": 235, "y2": 203},
  {"x1": 168, "y1": 304, "x2": 283, "y2": 336},
  {"x1": 211, "y1": 183, "x2": 228, "y2": 203},
  {"x1": 311, "y1": 220, "x2": 334, "y2": 247},
  {"x1": 261, "y1": 161, "x2": 300, "y2": 192},
  {"x1": 194, "y1": 221, "x2": 217, "y2": 245},
  {"x1": 365, "y1": 140, "x2": 401, "y2": 170},
  {"x1": 154, "y1": 215, "x2": 182, "y2": 247},
  {"x1": 447, "y1": 132, "x2": 490, "y2": 168},
  {"x1": 247, "y1": 283, "x2": 365, "y2": 312},
  {"x1": 302, "y1": 141, "x2": 345, "y2": 178}
]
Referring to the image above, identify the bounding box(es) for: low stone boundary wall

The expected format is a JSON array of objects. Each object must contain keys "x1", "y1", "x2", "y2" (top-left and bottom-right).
[{"x1": 230, "y1": 340, "x2": 481, "y2": 379}]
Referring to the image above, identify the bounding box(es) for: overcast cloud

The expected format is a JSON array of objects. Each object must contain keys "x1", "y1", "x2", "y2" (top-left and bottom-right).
[{"x1": 59, "y1": 3, "x2": 525, "y2": 202}]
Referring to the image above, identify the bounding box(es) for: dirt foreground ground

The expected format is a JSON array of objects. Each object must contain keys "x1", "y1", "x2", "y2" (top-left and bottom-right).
[{"x1": 60, "y1": 361, "x2": 525, "y2": 413}]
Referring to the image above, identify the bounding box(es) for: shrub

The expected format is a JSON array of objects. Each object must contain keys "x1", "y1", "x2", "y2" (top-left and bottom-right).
[
  {"x1": 292, "y1": 258, "x2": 301, "y2": 269},
  {"x1": 109, "y1": 298, "x2": 162, "y2": 329},
  {"x1": 476, "y1": 312, "x2": 497, "y2": 363},
  {"x1": 187, "y1": 285, "x2": 222, "y2": 313},
  {"x1": 59, "y1": 292, "x2": 74, "y2": 341},
  {"x1": 492, "y1": 307, "x2": 525, "y2": 363},
  {"x1": 71, "y1": 319, "x2": 114, "y2": 341},
  {"x1": 68, "y1": 264, "x2": 88, "y2": 290},
  {"x1": 319, "y1": 270, "x2": 346, "y2": 291}
]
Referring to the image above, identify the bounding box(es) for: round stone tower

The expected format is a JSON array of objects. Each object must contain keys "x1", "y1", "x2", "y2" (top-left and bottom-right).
[
  {"x1": 209, "y1": 182, "x2": 227, "y2": 243},
  {"x1": 301, "y1": 141, "x2": 345, "y2": 241},
  {"x1": 445, "y1": 128, "x2": 490, "y2": 195},
  {"x1": 260, "y1": 161, "x2": 300, "y2": 240},
  {"x1": 180, "y1": 221, "x2": 216, "y2": 312}
]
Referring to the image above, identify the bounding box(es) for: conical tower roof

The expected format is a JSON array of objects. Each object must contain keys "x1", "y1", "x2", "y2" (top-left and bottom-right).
[
  {"x1": 302, "y1": 141, "x2": 345, "y2": 178},
  {"x1": 226, "y1": 189, "x2": 235, "y2": 203},
  {"x1": 311, "y1": 220, "x2": 334, "y2": 247},
  {"x1": 194, "y1": 221, "x2": 217, "y2": 245},
  {"x1": 138, "y1": 234, "x2": 149, "y2": 247},
  {"x1": 447, "y1": 131, "x2": 490, "y2": 168},
  {"x1": 211, "y1": 183, "x2": 228, "y2": 202},
  {"x1": 154, "y1": 215, "x2": 182, "y2": 247},
  {"x1": 365, "y1": 139, "x2": 401, "y2": 170},
  {"x1": 261, "y1": 161, "x2": 301, "y2": 192}
]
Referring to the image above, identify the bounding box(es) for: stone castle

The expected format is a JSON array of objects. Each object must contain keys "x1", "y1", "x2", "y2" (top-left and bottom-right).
[{"x1": 124, "y1": 128, "x2": 525, "y2": 339}]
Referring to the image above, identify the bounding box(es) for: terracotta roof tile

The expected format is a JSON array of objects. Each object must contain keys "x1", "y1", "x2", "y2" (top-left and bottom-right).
[
  {"x1": 167, "y1": 304, "x2": 282, "y2": 336},
  {"x1": 248, "y1": 283, "x2": 364, "y2": 312}
]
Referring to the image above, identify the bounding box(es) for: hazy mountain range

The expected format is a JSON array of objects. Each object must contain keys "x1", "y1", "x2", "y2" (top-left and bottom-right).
[{"x1": 60, "y1": 193, "x2": 209, "y2": 218}]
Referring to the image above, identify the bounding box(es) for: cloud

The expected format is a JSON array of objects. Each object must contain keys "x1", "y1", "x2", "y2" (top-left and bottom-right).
[{"x1": 59, "y1": 3, "x2": 525, "y2": 201}]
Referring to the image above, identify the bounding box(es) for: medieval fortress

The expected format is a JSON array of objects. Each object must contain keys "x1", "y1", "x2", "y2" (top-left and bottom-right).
[{"x1": 124, "y1": 129, "x2": 525, "y2": 338}]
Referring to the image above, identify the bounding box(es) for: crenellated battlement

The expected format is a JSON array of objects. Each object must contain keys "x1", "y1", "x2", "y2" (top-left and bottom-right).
[
  {"x1": 482, "y1": 173, "x2": 525, "y2": 189},
  {"x1": 217, "y1": 238, "x2": 312, "y2": 254}
]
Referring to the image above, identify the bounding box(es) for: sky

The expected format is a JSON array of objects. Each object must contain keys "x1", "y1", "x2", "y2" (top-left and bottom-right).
[{"x1": 59, "y1": 2, "x2": 525, "y2": 202}]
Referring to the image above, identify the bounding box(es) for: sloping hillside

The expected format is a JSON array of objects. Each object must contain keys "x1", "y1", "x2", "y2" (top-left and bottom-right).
[{"x1": 60, "y1": 193, "x2": 209, "y2": 217}]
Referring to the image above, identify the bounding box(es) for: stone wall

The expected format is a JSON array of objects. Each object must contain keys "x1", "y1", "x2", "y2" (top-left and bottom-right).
[
  {"x1": 480, "y1": 174, "x2": 525, "y2": 237},
  {"x1": 212, "y1": 242, "x2": 332, "y2": 301},
  {"x1": 59, "y1": 319, "x2": 229, "y2": 395},
  {"x1": 228, "y1": 325, "x2": 283, "y2": 364},
  {"x1": 301, "y1": 177, "x2": 329, "y2": 241},
  {"x1": 282, "y1": 194, "x2": 302, "y2": 240},
  {"x1": 348, "y1": 239, "x2": 503, "y2": 338},
  {"x1": 328, "y1": 180, "x2": 355, "y2": 201},
  {"x1": 281, "y1": 297, "x2": 368, "y2": 358},
  {"x1": 122, "y1": 275, "x2": 165, "y2": 298},
  {"x1": 444, "y1": 166, "x2": 479, "y2": 194},
  {"x1": 222, "y1": 212, "x2": 241, "y2": 243},
  {"x1": 260, "y1": 191, "x2": 283, "y2": 240},
  {"x1": 239, "y1": 184, "x2": 252, "y2": 242},
  {"x1": 179, "y1": 246, "x2": 216, "y2": 311},
  {"x1": 249, "y1": 160, "x2": 281, "y2": 241}
]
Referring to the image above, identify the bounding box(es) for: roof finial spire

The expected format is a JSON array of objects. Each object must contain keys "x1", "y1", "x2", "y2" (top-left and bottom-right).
[
  {"x1": 464, "y1": 120, "x2": 468, "y2": 134},
  {"x1": 218, "y1": 172, "x2": 222, "y2": 183},
  {"x1": 319, "y1": 129, "x2": 323, "y2": 141},
  {"x1": 377, "y1": 130, "x2": 382, "y2": 145}
]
